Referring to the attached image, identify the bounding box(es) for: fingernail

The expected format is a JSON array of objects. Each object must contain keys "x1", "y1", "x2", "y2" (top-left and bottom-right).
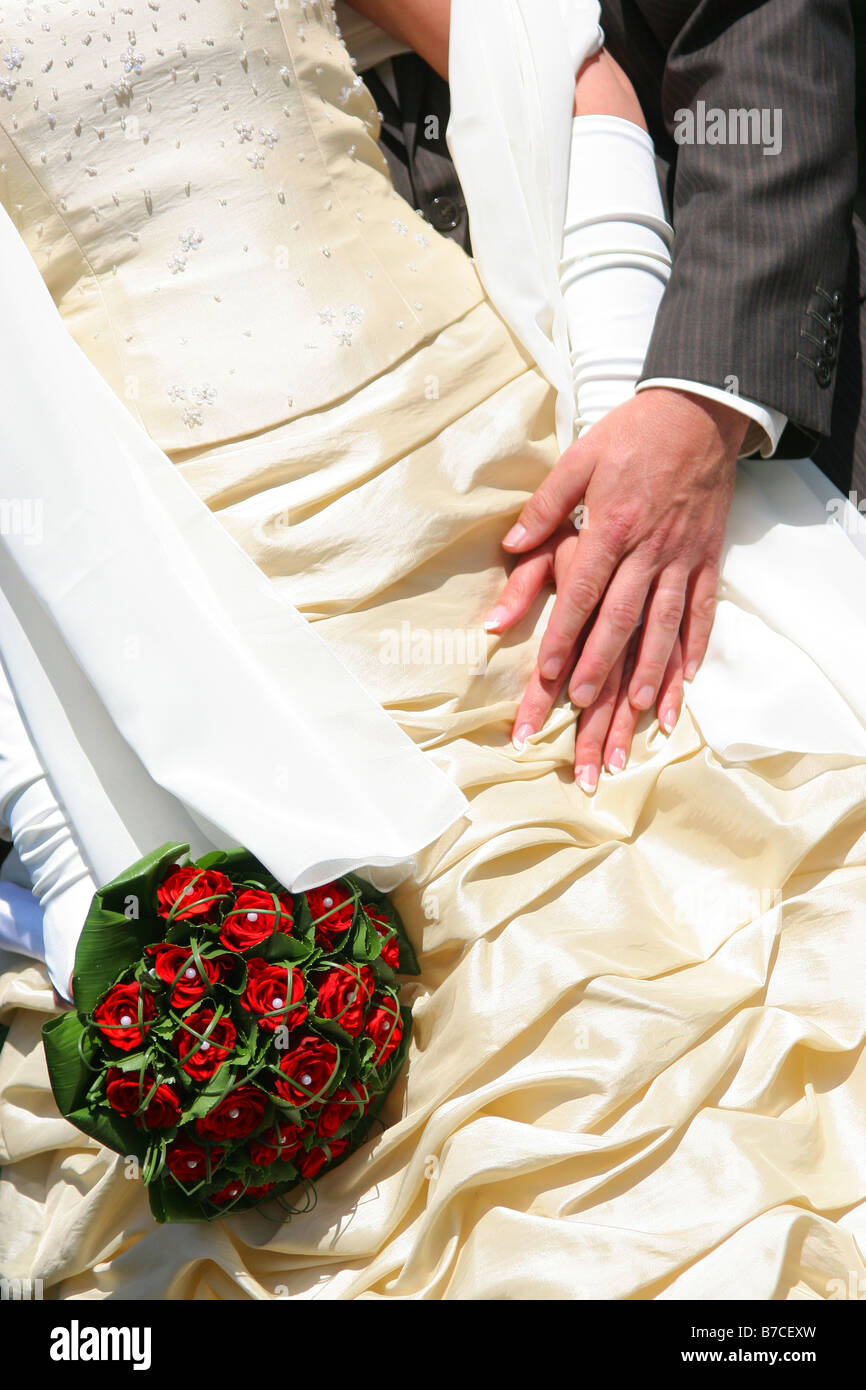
[
  {"x1": 512, "y1": 723, "x2": 534, "y2": 751},
  {"x1": 578, "y1": 764, "x2": 598, "y2": 794},
  {"x1": 541, "y1": 658, "x2": 561, "y2": 681},
  {"x1": 503, "y1": 523, "x2": 527, "y2": 548},
  {"x1": 661, "y1": 707, "x2": 678, "y2": 734},
  {"x1": 483, "y1": 606, "x2": 509, "y2": 631},
  {"x1": 572, "y1": 683, "x2": 596, "y2": 708},
  {"x1": 632, "y1": 684, "x2": 655, "y2": 709},
  {"x1": 684, "y1": 661, "x2": 698, "y2": 682},
  {"x1": 608, "y1": 747, "x2": 626, "y2": 772}
]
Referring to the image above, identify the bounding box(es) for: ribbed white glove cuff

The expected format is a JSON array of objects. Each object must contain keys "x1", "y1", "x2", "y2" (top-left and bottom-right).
[{"x1": 560, "y1": 114, "x2": 673, "y2": 431}]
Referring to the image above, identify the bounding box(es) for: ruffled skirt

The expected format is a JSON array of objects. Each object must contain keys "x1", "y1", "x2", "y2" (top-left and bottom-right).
[{"x1": 3, "y1": 301, "x2": 866, "y2": 1299}]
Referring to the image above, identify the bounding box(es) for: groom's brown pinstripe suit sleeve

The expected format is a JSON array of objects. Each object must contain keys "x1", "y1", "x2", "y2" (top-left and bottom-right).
[{"x1": 599, "y1": 0, "x2": 859, "y2": 464}]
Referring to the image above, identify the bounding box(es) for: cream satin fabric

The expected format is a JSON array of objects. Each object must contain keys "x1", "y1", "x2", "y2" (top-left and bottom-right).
[{"x1": 2, "y1": 0, "x2": 866, "y2": 1300}]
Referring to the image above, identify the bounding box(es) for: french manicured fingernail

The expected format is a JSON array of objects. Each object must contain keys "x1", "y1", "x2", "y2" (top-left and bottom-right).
[
  {"x1": 661, "y1": 707, "x2": 678, "y2": 734},
  {"x1": 608, "y1": 747, "x2": 626, "y2": 772},
  {"x1": 632, "y1": 684, "x2": 655, "y2": 709},
  {"x1": 572, "y1": 683, "x2": 596, "y2": 708},
  {"x1": 503, "y1": 523, "x2": 527, "y2": 548},
  {"x1": 512, "y1": 723, "x2": 534, "y2": 751},
  {"x1": 484, "y1": 606, "x2": 509, "y2": 631},
  {"x1": 684, "y1": 661, "x2": 698, "y2": 682},
  {"x1": 541, "y1": 657, "x2": 561, "y2": 681},
  {"x1": 577, "y1": 764, "x2": 598, "y2": 794}
]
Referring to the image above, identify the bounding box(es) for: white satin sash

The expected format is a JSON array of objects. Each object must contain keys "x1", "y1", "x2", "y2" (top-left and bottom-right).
[
  {"x1": 448, "y1": 0, "x2": 604, "y2": 452},
  {"x1": 0, "y1": 203, "x2": 467, "y2": 901}
]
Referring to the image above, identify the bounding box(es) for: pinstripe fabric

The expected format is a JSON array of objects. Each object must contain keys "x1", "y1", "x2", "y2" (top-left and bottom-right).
[
  {"x1": 364, "y1": 54, "x2": 472, "y2": 254},
  {"x1": 810, "y1": 213, "x2": 866, "y2": 495}
]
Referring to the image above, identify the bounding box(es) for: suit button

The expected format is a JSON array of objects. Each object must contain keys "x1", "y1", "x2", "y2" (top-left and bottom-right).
[
  {"x1": 832, "y1": 291, "x2": 844, "y2": 311},
  {"x1": 822, "y1": 334, "x2": 838, "y2": 363},
  {"x1": 429, "y1": 195, "x2": 462, "y2": 231},
  {"x1": 824, "y1": 310, "x2": 841, "y2": 335},
  {"x1": 815, "y1": 359, "x2": 832, "y2": 388}
]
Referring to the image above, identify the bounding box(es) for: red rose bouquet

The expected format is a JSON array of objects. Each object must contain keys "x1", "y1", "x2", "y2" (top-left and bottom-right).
[{"x1": 42, "y1": 843, "x2": 415, "y2": 1222}]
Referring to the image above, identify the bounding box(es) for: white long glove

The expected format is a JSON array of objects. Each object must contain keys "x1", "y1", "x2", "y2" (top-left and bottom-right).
[
  {"x1": 0, "y1": 669, "x2": 95, "y2": 999},
  {"x1": 560, "y1": 114, "x2": 673, "y2": 431}
]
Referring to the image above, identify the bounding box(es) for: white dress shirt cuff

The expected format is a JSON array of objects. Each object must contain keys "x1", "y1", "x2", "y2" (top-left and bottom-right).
[{"x1": 637, "y1": 378, "x2": 788, "y2": 459}]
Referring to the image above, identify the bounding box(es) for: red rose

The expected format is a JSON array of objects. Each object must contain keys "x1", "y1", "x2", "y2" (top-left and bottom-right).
[
  {"x1": 273, "y1": 1034, "x2": 340, "y2": 1107},
  {"x1": 248, "y1": 1119, "x2": 310, "y2": 1166},
  {"x1": 315, "y1": 964, "x2": 374, "y2": 1037},
  {"x1": 240, "y1": 958, "x2": 307, "y2": 1034},
  {"x1": 297, "y1": 1138, "x2": 348, "y2": 1179},
  {"x1": 176, "y1": 1007, "x2": 236, "y2": 1079},
  {"x1": 165, "y1": 1137, "x2": 224, "y2": 1184},
  {"x1": 306, "y1": 882, "x2": 355, "y2": 948},
  {"x1": 219, "y1": 888, "x2": 294, "y2": 952},
  {"x1": 317, "y1": 1083, "x2": 371, "y2": 1140},
  {"x1": 105, "y1": 1068, "x2": 182, "y2": 1130},
  {"x1": 93, "y1": 982, "x2": 157, "y2": 1052},
  {"x1": 157, "y1": 864, "x2": 233, "y2": 923},
  {"x1": 145, "y1": 942, "x2": 229, "y2": 1008},
  {"x1": 365, "y1": 994, "x2": 403, "y2": 1066},
  {"x1": 245, "y1": 1182, "x2": 274, "y2": 1200},
  {"x1": 207, "y1": 1178, "x2": 274, "y2": 1205},
  {"x1": 366, "y1": 906, "x2": 400, "y2": 969},
  {"x1": 208, "y1": 1179, "x2": 247, "y2": 1206},
  {"x1": 194, "y1": 1085, "x2": 268, "y2": 1141}
]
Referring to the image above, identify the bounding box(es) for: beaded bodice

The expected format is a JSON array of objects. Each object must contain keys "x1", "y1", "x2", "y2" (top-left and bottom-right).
[{"x1": 0, "y1": 0, "x2": 481, "y2": 451}]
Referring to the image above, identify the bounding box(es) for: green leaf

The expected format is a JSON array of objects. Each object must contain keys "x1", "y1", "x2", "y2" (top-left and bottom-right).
[
  {"x1": 349, "y1": 908, "x2": 382, "y2": 964},
  {"x1": 68, "y1": 1103, "x2": 149, "y2": 1161},
  {"x1": 42, "y1": 1014, "x2": 150, "y2": 1160},
  {"x1": 97, "y1": 842, "x2": 189, "y2": 918},
  {"x1": 71, "y1": 908, "x2": 158, "y2": 1015},
  {"x1": 42, "y1": 1011, "x2": 99, "y2": 1115},
  {"x1": 179, "y1": 1060, "x2": 238, "y2": 1121},
  {"x1": 193, "y1": 847, "x2": 270, "y2": 883},
  {"x1": 306, "y1": 1010, "x2": 356, "y2": 1046},
  {"x1": 250, "y1": 933, "x2": 316, "y2": 966},
  {"x1": 148, "y1": 1176, "x2": 208, "y2": 1224},
  {"x1": 284, "y1": 891, "x2": 315, "y2": 948},
  {"x1": 105, "y1": 1050, "x2": 156, "y2": 1075},
  {"x1": 345, "y1": 876, "x2": 419, "y2": 976},
  {"x1": 70, "y1": 841, "x2": 190, "y2": 1015}
]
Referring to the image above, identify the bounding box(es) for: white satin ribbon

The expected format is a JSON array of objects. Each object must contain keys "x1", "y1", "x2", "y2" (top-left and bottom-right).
[
  {"x1": 448, "y1": 0, "x2": 604, "y2": 453},
  {"x1": 0, "y1": 204, "x2": 468, "y2": 918}
]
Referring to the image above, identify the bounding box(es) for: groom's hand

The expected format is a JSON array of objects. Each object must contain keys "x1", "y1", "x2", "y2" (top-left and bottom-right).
[{"x1": 487, "y1": 389, "x2": 747, "y2": 779}]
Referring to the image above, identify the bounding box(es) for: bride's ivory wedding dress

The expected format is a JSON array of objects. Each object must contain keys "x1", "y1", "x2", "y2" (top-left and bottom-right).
[{"x1": 2, "y1": 0, "x2": 866, "y2": 1299}]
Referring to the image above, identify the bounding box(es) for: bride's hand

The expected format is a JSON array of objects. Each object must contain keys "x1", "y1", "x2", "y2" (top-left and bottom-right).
[
  {"x1": 485, "y1": 525, "x2": 685, "y2": 789},
  {"x1": 498, "y1": 389, "x2": 744, "y2": 738}
]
